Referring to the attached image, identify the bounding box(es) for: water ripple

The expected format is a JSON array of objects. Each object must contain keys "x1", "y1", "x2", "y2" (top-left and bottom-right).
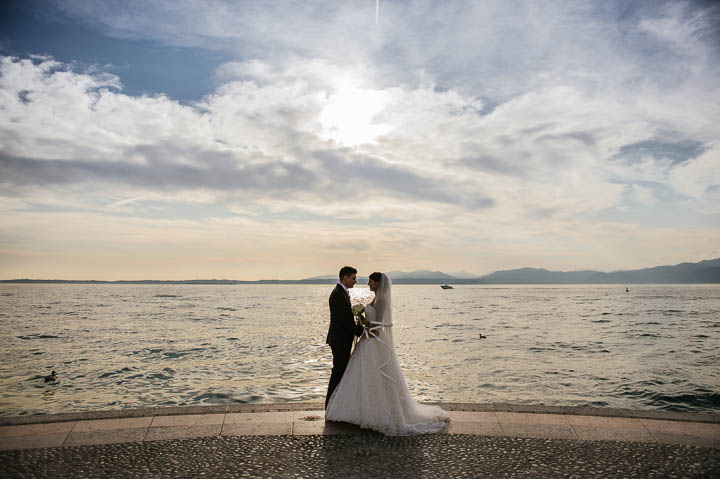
[{"x1": 1, "y1": 283, "x2": 718, "y2": 416}]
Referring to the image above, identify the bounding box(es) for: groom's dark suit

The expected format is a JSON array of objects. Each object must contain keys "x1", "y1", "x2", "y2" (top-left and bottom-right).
[{"x1": 325, "y1": 283, "x2": 364, "y2": 409}]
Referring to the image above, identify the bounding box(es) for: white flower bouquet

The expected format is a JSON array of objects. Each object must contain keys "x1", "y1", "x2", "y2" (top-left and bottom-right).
[
  {"x1": 352, "y1": 302, "x2": 368, "y2": 346},
  {"x1": 352, "y1": 303, "x2": 365, "y2": 317}
]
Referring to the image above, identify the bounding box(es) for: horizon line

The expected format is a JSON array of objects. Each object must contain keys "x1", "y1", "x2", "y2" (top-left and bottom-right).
[{"x1": 1, "y1": 256, "x2": 718, "y2": 283}]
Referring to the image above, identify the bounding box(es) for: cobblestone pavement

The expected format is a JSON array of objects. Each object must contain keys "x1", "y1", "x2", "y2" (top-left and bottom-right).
[{"x1": 2, "y1": 433, "x2": 719, "y2": 478}]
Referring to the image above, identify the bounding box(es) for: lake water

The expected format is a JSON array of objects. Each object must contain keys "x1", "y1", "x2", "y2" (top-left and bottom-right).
[{"x1": 1, "y1": 283, "x2": 718, "y2": 416}]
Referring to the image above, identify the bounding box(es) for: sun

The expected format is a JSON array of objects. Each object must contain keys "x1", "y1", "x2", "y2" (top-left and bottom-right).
[{"x1": 319, "y1": 84, "x2": 390, "y2": 147}]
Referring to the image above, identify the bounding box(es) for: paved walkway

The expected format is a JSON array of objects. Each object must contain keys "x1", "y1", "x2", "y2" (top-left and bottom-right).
[{"x1": 1, "y1": 403, "x2": 719, "y2": 477}]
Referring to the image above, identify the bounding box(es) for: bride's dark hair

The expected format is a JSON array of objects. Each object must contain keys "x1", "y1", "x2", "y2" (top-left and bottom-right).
[{"x1": 369, "y1": 272, "x2": 382, "y2": 283}]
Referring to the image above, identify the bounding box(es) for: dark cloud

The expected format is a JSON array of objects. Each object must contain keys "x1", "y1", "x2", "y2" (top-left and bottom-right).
[
  {"x1": 537, "y1": 131, "x2": 597, "y2": 147},
  {"x1": 466, "y1": 195, "x2": 495, "y2": 209},
  {"x1": 17, "y1": 90, "x2": 32, "y2": 104},
  {"x1": 519, "y1": 124, "x2": 557, "y2": 137},
  {"x1": 613, "y1": 138, "x2": 707, "y2": 165},
  {"x1": 0, "y1": 147, "x2": 317, "y2": 193},
  {"x1": 0, "y1": 146, "x2": 496, "y2": 209},
  {"x1": 460, "y1": 155, "x2": 525, "y2": 176},
  {"x1": 313, "y1": 149, "x2": 488, "y2": 206},
  {"x1": 533, "y1": 207, "x2": 558, "y2": 219}
]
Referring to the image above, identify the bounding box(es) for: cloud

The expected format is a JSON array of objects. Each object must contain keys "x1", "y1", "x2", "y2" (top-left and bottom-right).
[
  {"x1": 1, "y1": 41, "x2": 716, "y2": 222},
  {"x1": 48, "y1": 0, "x2": 381, "y2": 65},
  {"x1": 0, "y1": 149, "x2": 317, "y2": 192},
  {"x1": 629, "y1": 183, "x2": 657, "y2": 206},
  {"x1": 614, "y1": 138, "x2": 707, "y2": 166},
  {"x1": 47, "y1": 2, "x2": 719, "y2": 89},
  {"x1": 1, "y1": 1, "x2": 719, "y2": 278},
  {"x1": 311, "y1": 150, "x2": 467, "y2": 205},
  {"x1": 0, "y1": 55, "x2": 493, "y2": 210},
  {"x1": 670, "y1": 144, "x2": 720, "y2": 200}
]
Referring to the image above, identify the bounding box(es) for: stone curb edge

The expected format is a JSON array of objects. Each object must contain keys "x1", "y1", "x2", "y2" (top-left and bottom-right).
[{"x1": 1, "y1": 402, "x2": 717, "y2": 427}]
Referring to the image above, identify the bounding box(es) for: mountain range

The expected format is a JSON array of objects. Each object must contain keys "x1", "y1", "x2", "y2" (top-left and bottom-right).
[
  {"x1": 306, "y1": 259, "x2": 720, "y2": 284},
  {"x1": 468, "y1": 257, "x2": 720, "y2": 284},
  {"x1": 4, "y1": 258, "x2": 719, "y2": 284}
]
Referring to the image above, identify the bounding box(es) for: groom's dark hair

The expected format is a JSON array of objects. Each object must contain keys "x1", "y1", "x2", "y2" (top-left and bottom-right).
[{"x1": 339, "y1": 266, "x2": 357, "y2": 281}]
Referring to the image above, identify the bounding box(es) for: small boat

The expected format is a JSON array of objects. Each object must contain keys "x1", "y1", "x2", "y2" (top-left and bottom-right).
[{"x1": 440, "y1": 284, "x2": 454, "y2": 289}]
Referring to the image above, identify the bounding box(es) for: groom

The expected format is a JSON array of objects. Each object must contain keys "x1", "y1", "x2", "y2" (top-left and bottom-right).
[{"x1": 325, "y1": 266, "x2": 365, "y2": 410}]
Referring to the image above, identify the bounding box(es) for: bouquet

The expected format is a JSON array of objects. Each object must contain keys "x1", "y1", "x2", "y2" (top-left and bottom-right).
[
  {"x1": 352, "y1": 303, "x2": 367, "y2": 346},
  {"x1": 352, "y1": 303, "x2": 365, "y2": 317}
]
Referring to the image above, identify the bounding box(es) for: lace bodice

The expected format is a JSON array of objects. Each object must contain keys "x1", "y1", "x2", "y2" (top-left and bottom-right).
[
  {"x1": 361, "y1": 304, "x2": 393, "y2": 342},
  {"x1": 365, "y1": 304, "x2": 376, "y2": 323}
]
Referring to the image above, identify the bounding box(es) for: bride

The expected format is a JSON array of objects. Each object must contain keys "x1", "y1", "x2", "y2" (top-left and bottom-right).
[{"x1": 325, "y1": 272, "x2": 449, "y2": 435}]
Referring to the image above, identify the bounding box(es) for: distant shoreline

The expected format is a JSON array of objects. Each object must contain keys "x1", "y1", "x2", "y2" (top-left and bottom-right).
[
  {"x1": 3, "y1": 258, "x2": 719, "y2": 285},
  {"x1": 1, "y1": 279, "x2": 719, "y2": 285}
]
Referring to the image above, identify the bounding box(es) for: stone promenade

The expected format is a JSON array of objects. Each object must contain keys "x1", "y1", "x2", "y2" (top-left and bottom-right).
[{"x1": 1, "y1": 402, "x2": 719, "y2": 477}]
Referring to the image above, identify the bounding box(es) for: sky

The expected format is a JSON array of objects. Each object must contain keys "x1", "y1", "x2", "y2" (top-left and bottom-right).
[{"x1": 0, "y1": 0, "x2": 719, "y2": 280}]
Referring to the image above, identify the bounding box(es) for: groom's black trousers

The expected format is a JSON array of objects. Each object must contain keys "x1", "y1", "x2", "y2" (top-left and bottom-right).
[{"x1": 326, "y1": 343, "x2": 351, "y2": 409}]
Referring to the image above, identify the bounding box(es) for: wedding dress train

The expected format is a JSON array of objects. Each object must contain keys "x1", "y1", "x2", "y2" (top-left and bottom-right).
[{"x1": 325, "y1": 275, "x2": 449, "y2": 435}]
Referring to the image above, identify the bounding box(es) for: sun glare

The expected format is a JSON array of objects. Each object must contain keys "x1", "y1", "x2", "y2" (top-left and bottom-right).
[{"x1": 319, "y1": 85, "x2": 389, "y2": 147}]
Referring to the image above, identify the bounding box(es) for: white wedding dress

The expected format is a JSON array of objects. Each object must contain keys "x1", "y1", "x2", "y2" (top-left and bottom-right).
[{"x1": 325, "y1": 274, "x2": 449, "y2": 435}]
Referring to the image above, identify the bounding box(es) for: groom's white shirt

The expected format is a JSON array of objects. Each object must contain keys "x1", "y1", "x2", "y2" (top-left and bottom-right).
[{"x1": 337, "y1": 282, "x2": 349, "y2": 295}]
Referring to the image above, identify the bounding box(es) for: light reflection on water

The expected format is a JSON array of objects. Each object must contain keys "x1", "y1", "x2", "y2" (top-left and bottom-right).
[{"x1": 0, "y1": 283, "x2": 718, "y2": 416}]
